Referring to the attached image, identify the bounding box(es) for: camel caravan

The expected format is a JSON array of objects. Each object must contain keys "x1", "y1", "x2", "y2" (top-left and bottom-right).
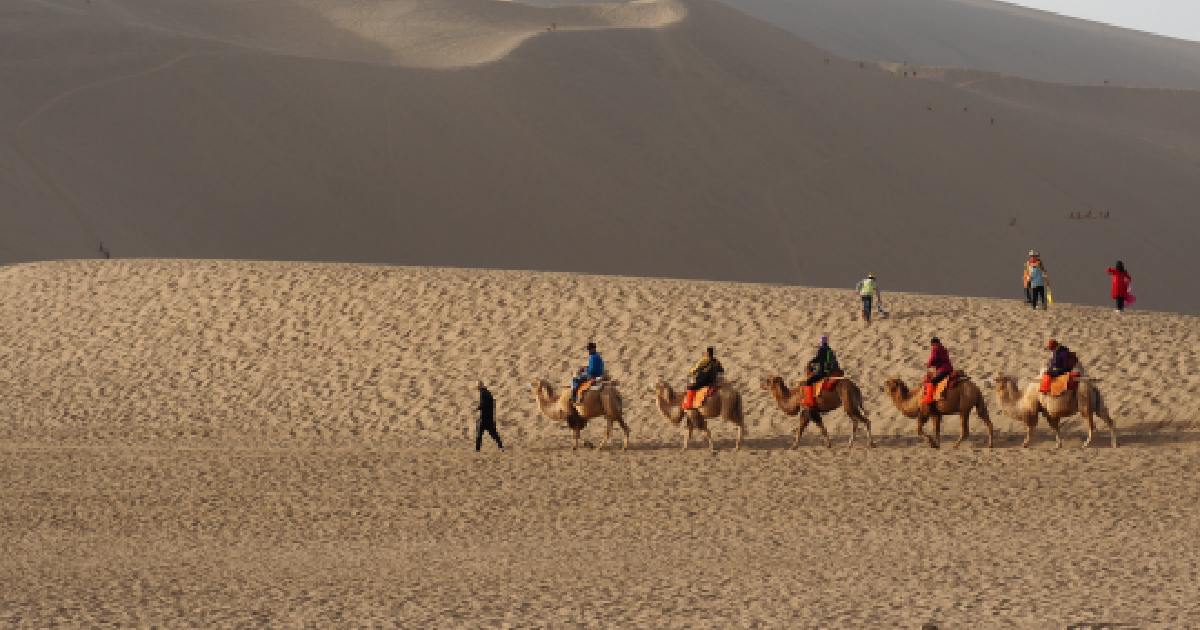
[{"x1": 531, "y1": 338, "x2": 1117, "y2": 451}]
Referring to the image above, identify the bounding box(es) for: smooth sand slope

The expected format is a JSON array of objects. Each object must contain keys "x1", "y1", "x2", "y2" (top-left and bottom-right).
[
  {"x1": 2, "y1": 260, "x2": 1199, "y2": 626},
  {"x1": 4, "y1": 0, "x2": 1200, "y2": 312},
  {"x1": 718, "y1": 0, "x2": 1200, "y2": 89}
]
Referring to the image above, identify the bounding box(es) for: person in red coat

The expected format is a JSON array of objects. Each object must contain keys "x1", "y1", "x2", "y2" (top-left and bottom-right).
[
  {"x1": 922, "y1": 337, "x2": 954, "y2": 405},
  {"x1": 1107, "y1": 261, "x2": 1132, "y2": 312}
]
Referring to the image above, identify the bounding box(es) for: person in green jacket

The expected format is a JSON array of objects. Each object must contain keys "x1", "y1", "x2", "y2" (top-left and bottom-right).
[{"x1": 856, "y1": 273, "x2": 883, "y2": 322}]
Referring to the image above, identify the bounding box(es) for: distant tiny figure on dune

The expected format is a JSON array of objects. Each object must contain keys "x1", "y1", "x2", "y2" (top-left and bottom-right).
[
  {"x1": 475, "y1": 382, "x2": 503, "y2": 452},
  {"x1": 1108, "y1": 261, "x2": 1133, "y2": 313},
  {"x1": 98, "y1": 242, "x2": 111, "y2": 259}
]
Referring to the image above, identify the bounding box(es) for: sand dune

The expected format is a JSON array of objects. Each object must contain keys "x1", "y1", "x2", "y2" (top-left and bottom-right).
[
  {"x1": 718, "y1": 0, "x2": 1200, "y2": 89},
  {"x1": 2, "y1": 260, "x2": 1196, "y2": 447},
  {"x1": 2, "y1": 260, "x2": 1199, "y2": 626},
  {"x1": 86, "y1": 0, "x2": 685, "y2": 68},
  {"x1": 4, "y1": 0, "x2": 1200, "y2": 311}
]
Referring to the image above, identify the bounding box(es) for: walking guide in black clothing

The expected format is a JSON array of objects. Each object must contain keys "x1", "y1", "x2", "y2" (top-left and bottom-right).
[{"x1": 475, "y1": 382, "x2": 503, "y2": 452}]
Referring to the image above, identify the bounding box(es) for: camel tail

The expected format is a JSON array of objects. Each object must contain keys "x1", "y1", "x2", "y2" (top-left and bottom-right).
[
  {"x1": 975, "y1": 391, "x2": 991, "y2": 422},
  {"x1": 1090, "y1": 385, "x2": 1113, "y2": 421},
  {"x1": 850, "y1": 383, "x2": 869, "y2": 420},
  {"x1": 731, "y1": 390, "x2": 747, "y2": 435}
]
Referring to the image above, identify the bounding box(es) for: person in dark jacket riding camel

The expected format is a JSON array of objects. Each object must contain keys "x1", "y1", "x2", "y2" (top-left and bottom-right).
[
  {"x1": 1039, "y1": 338, "x2": 1076, "y2": 393},
  {"x1": 683, "y1": 347, "x2": 724, "y2": 410}
]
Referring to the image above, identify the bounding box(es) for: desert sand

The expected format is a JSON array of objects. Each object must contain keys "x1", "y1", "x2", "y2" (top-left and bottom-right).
[
  {"x1": 719, "y1": 0, "x2": 1200, "y2": 89},
  {"x1": 5, "y1": 0, "x2": 1200, "y2": 312},
  {"x1": 2, "y1": 260, "x2": 1199, "y2": 625}
]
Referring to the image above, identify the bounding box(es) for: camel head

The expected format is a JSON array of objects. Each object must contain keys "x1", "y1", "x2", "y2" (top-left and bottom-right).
[
  {"x1": 653, "y1": 380, "x2": 684, "y2": 424},
  {"x1": 760, "y1": 375, "x2": 788, "y2": 394},
  {"x1": 530, "y1": 378, "x2": 569, "y2": 422},
  {"x1": 530, "y1": 378, "x2": 551, "y2": 399},
  {"x1": 883, "y1": 377, "x2": 907, "y2": 398},
  {"x1": 989, "y1": 374, "x2": 1031, "y2": 414}
]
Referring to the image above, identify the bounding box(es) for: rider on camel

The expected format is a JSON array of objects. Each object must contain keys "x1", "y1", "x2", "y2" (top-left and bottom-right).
[
  {"x1": 570, "y1": 342, "x2": 605, "y2": 402},
  {"x1": 1039, "y1": 338, "x2": 1077, "y2": 393},
  {"x1": 922, "y1": 337, "x2": 954, "y2": 406},
  {"x1": 683, "y1": 346, "x2": 724, "y2": 410},
  {"x1": 801, "y1": 335, "x2": 842, "y2": 424}
]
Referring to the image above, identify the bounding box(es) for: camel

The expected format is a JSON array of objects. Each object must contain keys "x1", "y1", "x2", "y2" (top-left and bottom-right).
[
  {"x1": 760, "y1": 375, "x2": 875, "y2": 449},
  {"x1": 991, "y1": 375, "x2": 1117, "y2": 448},
  {"x1": 883, "y1": 376, "x2": 994, "y2": 448},
  {"x1": 530, "y1": 378, "x2": 630, "y2": 450},
  {"x1": 653, "y1": 381, "x2": 745, "y2": 451}
]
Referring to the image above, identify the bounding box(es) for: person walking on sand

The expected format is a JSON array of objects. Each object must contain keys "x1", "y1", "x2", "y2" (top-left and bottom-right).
[
  {"x1": 1026, "y1": 254, "x2": 1048, "y2": 310},
  {"x1": 475, "y1": 382, "x2": 503, "y2": 452},
  {"x1": 855, "y1": 273, "x2": 884, "y2": 322},
  {"x1": 1023, "y1": 250, "x2": 1047, "y2": 308},
  {"x1": 1107, "y1": 261, "x2": 1133, "y2": 312}
]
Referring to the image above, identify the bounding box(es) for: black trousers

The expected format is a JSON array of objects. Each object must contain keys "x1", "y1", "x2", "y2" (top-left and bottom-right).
[
  {"x1": 1115, "y1": 296, "x2": 1126, "y2": 311},
  {"x1": 1029, "y1": 286, "x2": 1047, "y2": 309},
  {"x1": 476, "y1": 420, "x2": 503, "y2": 451}
]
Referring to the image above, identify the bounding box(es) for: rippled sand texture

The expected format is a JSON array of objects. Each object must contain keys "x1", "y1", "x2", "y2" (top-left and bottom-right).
[
  {"x1": 1, "y1": 260, "x2": 1197, "y2": 447},
  {"x1": 1, "y1": 260, "x2": 1199, "y2": 626},
  {"x1": 3, "y1": 444, "x2": 1199, "y2": 626}
]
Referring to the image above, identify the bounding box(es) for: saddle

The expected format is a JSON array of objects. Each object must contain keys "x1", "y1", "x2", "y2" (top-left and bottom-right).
[
  {"x1": 802, "y1": 371, "x2": 843, "y2": 408},
  {"x1": 1040, "y1": 372, "x2": 1079, "y2": 397},
  {"x1": 924, "y1": 370, "x2": 966, "y2": 404},
  {"x1": 683, "y1": 385, "x2": 715, "y2": 410},
  {"x1": 577, "y1": 378, "x2": 604, "y2": 398}
]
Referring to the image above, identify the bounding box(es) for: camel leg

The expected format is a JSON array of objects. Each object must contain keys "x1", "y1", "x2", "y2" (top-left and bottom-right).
[
  {"x1": 931, "y1": 415, "x2": 942, "y2": 449},
  {"x1": 816, "y1": 419, "x2": 832, "y2": 449},
  {"x1": 1081, "y1": 411, "x2": 1096, "y2": 449},
  {"x1": 916, "y1": 417, "x2": 933, "y2": 447},
  {"x1": 734, "y1": 424, "x2": 743, "y2": 452},
  {"x1": 573, "y1": 429, "x2": 581, "y2": 451},
  {"x1": 792, "y1": 418, "x2": 808, "y2": 449},
  {"x1": 618, "y1": 418, "x2": 631, "y2": 451},
  {"x1": 706, "y1": 428, "x2": 715, "y2": 452},
  {"x1": 953, "y1": 412, "x2": 970, "y2": 448},
  {"x1": 861, "y1": 417, "x2": 876, "y2": 448},
  {"x1": 981, "y1": 417, "x2": 995, "y2": 449},
  {"x1": 597, "y1": 419, "x2": 611, "y2": 450},
  {"x1": 1022, "y1": 418, "x2": 1034, "y2": 448},
  {"x1": 682, "y1": 426, "x2": 692, "y2": 451},
  {"x1": 1047, "y1": 417, "x2": 1063, "y2": 449},
  {"x1": 848, "y1": 414, "x2": 857, "y2": 449},
  {"x1": 1099, "y1": 411, "x2": 1118, "y2": 448}
]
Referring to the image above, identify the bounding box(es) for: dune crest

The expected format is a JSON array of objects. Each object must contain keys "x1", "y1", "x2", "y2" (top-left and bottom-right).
[{"x1": 92, "y1": 0, "x2": 686, "y2": 68}]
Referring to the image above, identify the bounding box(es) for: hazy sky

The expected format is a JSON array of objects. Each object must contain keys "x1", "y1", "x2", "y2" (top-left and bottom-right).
[{"x1": 1010, "y1": 1, "x2": 1200, "y2": 42}]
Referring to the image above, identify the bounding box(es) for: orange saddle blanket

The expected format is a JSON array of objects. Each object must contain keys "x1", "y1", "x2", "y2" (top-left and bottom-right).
[
  {"x1": 683, "y1": 386, "x2": 715, "y2": 410},
  {"x1": 802, "y1": 378, "x2": 839, "y2": 408},
  {"x1": 923, "y1": 371, "x2": 966, "y2": 404},
  {"x1": 1040, "y1": 373, "x2": 1079, "y2": 397}
]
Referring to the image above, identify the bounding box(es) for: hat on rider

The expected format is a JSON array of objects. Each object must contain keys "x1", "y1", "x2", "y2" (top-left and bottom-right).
[
  {"x1": 819, "y1": 334, "x2": 829, "y2": 345},
  {"x1": 586, "y1": 341, "x2": 596, "y2": 352},
  {"x1": 867, "y1": 273, "x2": 876, "y2": 279},
  {"x1": 1028, "y1": 249, "x2": 1037, "y2": 257},
  {"x1": 1046, "y1": 338, "x2": 1059, "y2": 350},
  {"x1": 930, "y1": 337, "x2": 941, "y2": 345}
]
